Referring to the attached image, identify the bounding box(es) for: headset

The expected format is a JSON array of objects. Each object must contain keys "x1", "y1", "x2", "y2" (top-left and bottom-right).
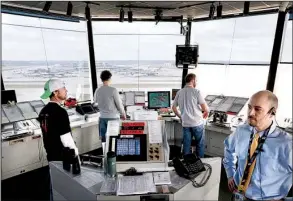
[{"x1": 268, "y1": 107, "x2": 276, "y2": 116}]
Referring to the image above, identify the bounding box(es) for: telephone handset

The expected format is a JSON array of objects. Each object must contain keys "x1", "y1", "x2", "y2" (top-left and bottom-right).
[{"x1": 173, "y1": 154, "x2": 206, "y2": 179}]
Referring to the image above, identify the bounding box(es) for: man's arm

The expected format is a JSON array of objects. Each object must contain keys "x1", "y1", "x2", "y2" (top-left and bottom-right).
[
  {"x1": 113, "y1": 89, "x2": 126, "y2": 119},
  {"x1": 200, "y1": 103, "x2": 209, "y2": 119},
  {"x1": 223, "y1": 128, "x2": 239, "y2": 192},
  {"x1": 59, "y1": 110, "x2": 79, "y2": 155},
  {"x1": 172, "y1": 92, "x2": 181, "y2": 119},
  {"x1": 223, "y1": 128, "x2": 238, "y2": 178},
  {"x1": 197, "y1": 90, "x2": 209, "y2": 119}
]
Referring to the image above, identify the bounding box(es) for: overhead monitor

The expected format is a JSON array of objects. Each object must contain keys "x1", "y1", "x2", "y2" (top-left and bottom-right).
[
  {"x1": 109, "y1": 135, "x2": 147, "y2": 162},
  {"x1": 176, "y1": 45, "x2": 199, "y2": 68},
  {"x1": 148, "y1": 91, "x2": 170, "y2": 109},
  {"x1": 172, "y1": 89, "x2": 180, "y2": 100},
  {"x1": 2, "y1": 90, "x2": 17, "y2": 104}
]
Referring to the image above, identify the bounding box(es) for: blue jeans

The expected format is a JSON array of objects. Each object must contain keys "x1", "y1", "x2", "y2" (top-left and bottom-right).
[
  {"x1": 182, "y1": 124, "x2": 205, "y2": 157},
  {"x1": 99, "y1": 118, "x2": 119, "y2": 142}
]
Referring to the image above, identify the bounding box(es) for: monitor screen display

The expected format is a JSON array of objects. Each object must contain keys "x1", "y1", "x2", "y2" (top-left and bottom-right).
[
  {"x1": 110, "y1": 135, "x2": 147, "y2": 161},
  {"x1": 148, "y1": 91, "x2": 170, "y2": 109},
  {"x1": 172, "y1": 89, "x2": 180, "y2": 100},
  {"x1": 81, "y1": 105, "x2": 95, "y2": 114},
  {"x1": 176, "y1": 45, "x2": 199, "y2": 67},
  {"x1": 116, "y1": 138, "x2": 141, "y2": 156},
  {"x1": 2, "y1": 90, "x2": 17, "y2": 104}
]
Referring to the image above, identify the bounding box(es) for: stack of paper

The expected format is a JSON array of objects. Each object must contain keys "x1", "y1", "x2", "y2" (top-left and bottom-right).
[
  {"x1": 106, "y1": 120, "x2": 120, "y2": 135},
  {"x1": 117, "y1": 173, "x2": 156, "y2": 195},
  {"x1": 148, "y1": 121, "x2": 163, "y2": 143}
]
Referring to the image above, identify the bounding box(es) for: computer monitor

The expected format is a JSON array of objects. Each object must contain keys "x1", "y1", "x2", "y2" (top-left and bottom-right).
[
  {"x1": 76, "y1": 103, "x2": 96, "y2": 115},
  {"x1": 172, "y1": 89, "x2": 180, "y2": 100},
  {"x1": 109, "y1": 134, "x2": 147, "y2": 162},
  {"x1": 175, "y1": 45, "x2": 199, "y2": 68},
  {"x1": 147, "y1": 91, "x2": 170, "y2": 109},
  {"x1": 2, "y1": 90, "x2": 17, "y2": 104}
]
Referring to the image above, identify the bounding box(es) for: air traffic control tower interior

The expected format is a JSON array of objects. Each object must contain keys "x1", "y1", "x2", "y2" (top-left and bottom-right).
[{"x1": 1, "y1": 1, "x2": 293, "y2": 201}]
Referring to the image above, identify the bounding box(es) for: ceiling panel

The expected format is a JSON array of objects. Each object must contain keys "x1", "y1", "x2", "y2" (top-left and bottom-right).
[{"x1": 1, "y1": 1, "x2": 290, "y2": 19}]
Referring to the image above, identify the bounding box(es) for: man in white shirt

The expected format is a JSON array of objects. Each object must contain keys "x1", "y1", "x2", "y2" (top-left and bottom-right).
[{"x1": 172, "y1": 73, "x2": 209, "y2": 157}]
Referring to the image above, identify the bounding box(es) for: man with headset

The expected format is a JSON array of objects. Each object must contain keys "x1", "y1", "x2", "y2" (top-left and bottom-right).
[{"x1": 223, "y1": 90, "x2": 292, "y2": 201}]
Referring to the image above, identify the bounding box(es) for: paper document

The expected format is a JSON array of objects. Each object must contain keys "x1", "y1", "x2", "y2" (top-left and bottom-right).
[
  {"x1": 120, "y1": 94, "x2": 126, "y2": 105},
  {"x1": 100, "y1": 178, "x2": 117, "y2": 194},
  {"x1": 145, "y1": 173, "x2": 157, "y2": 193},
  {"x1": 106, "y1": 120, "x2": 120, "y2": 135},
  {"x1": 153, "y1": 172, "x2": 171, "y2": 185},
  {"x1": 133, "y1": 111, "x2": 158, "y2": 120},
  {"x1": 117, "y1": 173, "x2": 156, "y2": 195},
  {"x1": 148, "y1": 121, "x2": 163, "y2": 143},
  {"x1": 135, "y1": 96, "x2": 145, "y2": 104},
  {"x1": 125, "y1": 92, "x2": 135, "y2": 106}
]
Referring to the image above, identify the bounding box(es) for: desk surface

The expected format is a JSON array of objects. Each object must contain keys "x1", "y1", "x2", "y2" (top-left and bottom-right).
[
  {"x1": 70, "y1": 113, "x2": 100, "y2": 128},
  {"x1": 50, "y1": 157, "x2": 222, "y2": 199}
]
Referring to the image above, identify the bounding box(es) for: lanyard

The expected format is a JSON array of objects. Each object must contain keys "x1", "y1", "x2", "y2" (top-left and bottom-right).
[{"x1": 239, "y1": 124, "x2": 272, "y2": 188}]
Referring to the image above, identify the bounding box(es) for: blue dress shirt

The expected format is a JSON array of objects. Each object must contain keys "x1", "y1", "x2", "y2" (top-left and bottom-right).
[{"x1": 223, "y1": 121, "x2": 292, "y2": 200}]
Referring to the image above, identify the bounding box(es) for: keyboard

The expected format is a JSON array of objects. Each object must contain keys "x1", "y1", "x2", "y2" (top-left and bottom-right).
[{"x1": 161, "y1": 113, "x2": 176, "y2": 117}]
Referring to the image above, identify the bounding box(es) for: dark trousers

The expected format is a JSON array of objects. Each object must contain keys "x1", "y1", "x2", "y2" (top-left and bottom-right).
[{"x1": 45, "y1": 165, "x2": 53, "y2": 201}]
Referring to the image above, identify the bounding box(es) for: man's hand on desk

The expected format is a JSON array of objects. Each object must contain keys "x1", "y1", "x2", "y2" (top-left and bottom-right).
[
  {"x1": 121, "y1": 115, "x2": 126, "y2": 120},
  {"x1": 228, "y1": 177, "x2": 237, "y2": 192}
]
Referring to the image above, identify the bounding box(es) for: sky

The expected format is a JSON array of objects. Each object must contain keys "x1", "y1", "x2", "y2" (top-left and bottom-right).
[{"x1": 1, "y1": 13, "x2": 292, "y2": 62}]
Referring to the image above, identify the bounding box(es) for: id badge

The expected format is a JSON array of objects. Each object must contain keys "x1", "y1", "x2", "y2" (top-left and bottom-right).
[{"x1": 233, "y1": 192, "x2": 246, "y2": 201}]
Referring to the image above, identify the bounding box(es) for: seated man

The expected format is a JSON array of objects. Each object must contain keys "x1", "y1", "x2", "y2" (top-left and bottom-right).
[{"x1": 223, "y1": 90, "x2": 292, "y2": 201}]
